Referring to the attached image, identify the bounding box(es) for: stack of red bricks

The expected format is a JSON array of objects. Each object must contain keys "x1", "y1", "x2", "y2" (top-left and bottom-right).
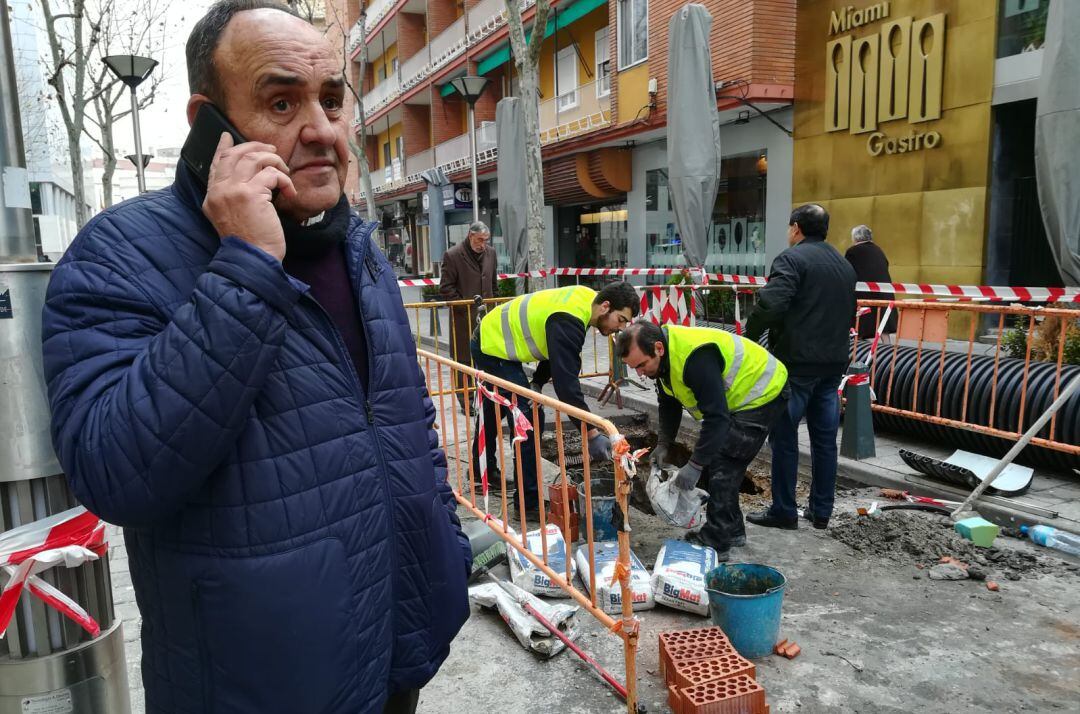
[{"x1": 659, "y1": 626, "x2": 769, "y2": 714}]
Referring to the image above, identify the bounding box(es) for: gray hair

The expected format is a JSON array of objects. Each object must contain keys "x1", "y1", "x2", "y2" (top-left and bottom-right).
[
  {"x1": 851, "y1": 225, "x2": 873, "y2": 243},
  {"x1": 467, "y1": 221, "x2": 490, "y2": 235}
]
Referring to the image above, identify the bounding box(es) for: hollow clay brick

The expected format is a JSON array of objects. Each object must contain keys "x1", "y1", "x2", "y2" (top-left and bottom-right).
[{"x1": 678, "y1": 674, "x2": 767, "y2": 714}]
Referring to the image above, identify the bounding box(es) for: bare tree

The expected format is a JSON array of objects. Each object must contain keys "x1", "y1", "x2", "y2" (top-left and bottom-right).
[
  {"x1": 40, "y1": 0, "x2": 171, "y2": 223},
  {"x1": 325, "y1": 0, "x2": 374, "y2": 220},
  {"x1": 504, "y1": 0, "x2": 550, "y2": 272}
]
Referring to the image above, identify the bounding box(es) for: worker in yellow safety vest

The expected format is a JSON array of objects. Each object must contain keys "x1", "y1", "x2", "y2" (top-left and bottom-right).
[
  {"x1": 472, "y1": 282, "x2": 640, "y2": 511},
  {"x1": 617, "y1": 321, "x2": 789, "y2": 559}
]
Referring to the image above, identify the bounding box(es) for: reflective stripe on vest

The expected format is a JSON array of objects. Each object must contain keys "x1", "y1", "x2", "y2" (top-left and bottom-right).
[
  {"x1": 480, "y1": 286, "x2": 595, "y2": 362},
  {"x1": 659, "y1": 324, "x2": 788, "y2": 418}
]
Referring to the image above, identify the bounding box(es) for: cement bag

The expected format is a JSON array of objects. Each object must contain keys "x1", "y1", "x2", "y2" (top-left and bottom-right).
[
  {"x1": 646, "y1": 464, "x2": 708, "y2": 530},
  {"x1": 508, "y1": 524, "x2": 575, "y2": 598},
  {"x1": 469, "y1": 582, "x2": 581, "y2": 658},
  {"x1": 651, "y1": 538, "x2": 717, "y2": 616},
  {"x1": 573, "y1": 541, "x2": 655, "y2": 614}
]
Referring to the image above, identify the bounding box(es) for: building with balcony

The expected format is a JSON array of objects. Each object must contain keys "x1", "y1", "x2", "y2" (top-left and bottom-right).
[{"x1": 330, "y1": 0, "x2": 796, "y2": 278}]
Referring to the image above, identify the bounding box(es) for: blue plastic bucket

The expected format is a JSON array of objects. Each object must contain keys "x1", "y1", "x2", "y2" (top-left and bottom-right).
[
  {"x1": 577, "y1": 477, "x2": 618, "y2": 541},
  {"x1": 705, "y1": 563, "x2": 786, "y2": 659}
]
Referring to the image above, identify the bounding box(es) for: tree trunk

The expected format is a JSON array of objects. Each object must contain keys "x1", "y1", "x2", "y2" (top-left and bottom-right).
[
  {"x1": 65, "y1": 126, "x2": 89, "y2": 226},
  {"x1": 504, "y1": 0, "x2": 550, "y2": 276},
  {"x1": 517, "y1": 61, "x2": 545, "y2": 278},
  {"x1": 100, "y1": 115, "x2": 115, "y2": 207},
  {"x1": 356, "y1": 14, "x2": 375, "y2": 221}
]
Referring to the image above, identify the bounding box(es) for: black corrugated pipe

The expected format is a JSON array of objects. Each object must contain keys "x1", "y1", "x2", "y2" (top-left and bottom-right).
[{"x1": 853, "y1": 341, "x2": 1080, "y2": 472}]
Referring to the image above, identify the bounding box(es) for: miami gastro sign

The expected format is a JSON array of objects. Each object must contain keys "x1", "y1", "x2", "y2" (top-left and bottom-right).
[{"x1": 825, "y1": 2, "x2": 945, "y2": 157}]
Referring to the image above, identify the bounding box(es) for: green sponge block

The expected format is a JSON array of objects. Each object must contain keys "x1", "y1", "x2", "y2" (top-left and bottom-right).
[{"x1": 954, "y1": 517, "x2": 1000, "y2": 548}]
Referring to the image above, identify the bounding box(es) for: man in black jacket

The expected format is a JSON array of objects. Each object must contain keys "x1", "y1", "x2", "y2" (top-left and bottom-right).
[{"x1": 744, "y1": 204, "x2": 856, "y2": 530}]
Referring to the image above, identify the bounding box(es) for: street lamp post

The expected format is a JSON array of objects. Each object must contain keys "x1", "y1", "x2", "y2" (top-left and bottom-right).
[
  {"x1": 449, "y1": 75, "x2": 489, "y2": 223},
  {"x1": 103, "y1": 54, "x2": 158, "y2": 193}
]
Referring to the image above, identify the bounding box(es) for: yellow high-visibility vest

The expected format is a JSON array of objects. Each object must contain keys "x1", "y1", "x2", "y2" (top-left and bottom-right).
[
  {"x1": 659, "y1": 324, "x2": 787, "y2": 418},
  {"x1": 479, "y1": 286, "x2": 595, "y2": 362}
]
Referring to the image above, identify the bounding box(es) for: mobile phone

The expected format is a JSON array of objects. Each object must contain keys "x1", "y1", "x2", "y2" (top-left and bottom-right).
[{"x1": 180, "y1": 104, "x2": 247, "y2": 187}]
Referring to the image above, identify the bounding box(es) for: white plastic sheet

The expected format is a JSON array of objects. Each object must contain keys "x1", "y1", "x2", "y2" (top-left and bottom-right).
[{"x1": 646, "y1": 464, "x2": 708, "y2": 530}]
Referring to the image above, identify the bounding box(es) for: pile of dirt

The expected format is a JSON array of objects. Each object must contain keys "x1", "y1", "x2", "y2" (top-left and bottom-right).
[{"x1": 828, "y1": 509, "x2": 1067, "y2": 579}]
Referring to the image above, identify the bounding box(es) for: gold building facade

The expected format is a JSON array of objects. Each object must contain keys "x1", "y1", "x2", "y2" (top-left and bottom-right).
[{"x1": 793, "y1": 0, "x2": 997, "y2": 287}]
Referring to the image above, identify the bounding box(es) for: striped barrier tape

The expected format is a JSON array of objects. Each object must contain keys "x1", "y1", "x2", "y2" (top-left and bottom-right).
[
  {"x1": 398, "y1": 266, "x2": 1080, "y2": 303},
  {"x1": 0, "y1": 507, "x2": 108, "y2": 638}
]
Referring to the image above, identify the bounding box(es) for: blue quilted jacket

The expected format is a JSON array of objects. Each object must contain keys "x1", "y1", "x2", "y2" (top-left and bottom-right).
[{"x1": 41, "y1": 165, "x2": 470, "y2": 713}]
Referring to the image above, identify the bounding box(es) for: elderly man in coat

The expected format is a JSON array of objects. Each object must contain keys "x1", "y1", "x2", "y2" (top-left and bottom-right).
[
  {"x1": 440, "y1": 221, "x2": 498, "y2": 407},
  {"x1": 41, "y1": 2, "x2": 469, "y2": 712}
]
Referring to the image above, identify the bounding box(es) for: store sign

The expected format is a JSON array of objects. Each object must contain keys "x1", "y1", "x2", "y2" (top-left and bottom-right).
[
  {"x1": 824, "y1": 4, "x2": 946, "y2": 157},
  {"x1": 442, "y1": 183, "x2": 473, "y2": 210}
]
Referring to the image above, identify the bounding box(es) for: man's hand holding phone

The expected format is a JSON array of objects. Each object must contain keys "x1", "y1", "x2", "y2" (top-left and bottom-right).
[{"x1": 201, "y1": 133, "x2": 297, "y2": 262}]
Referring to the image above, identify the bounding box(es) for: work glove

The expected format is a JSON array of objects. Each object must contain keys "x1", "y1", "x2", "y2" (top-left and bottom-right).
[
  {"x1": 652, "y1": 442, "x2": 673, "y2": 469},
  {"x1": 587, "y1": 432, "x2": 613, "y2": 462},
  {"x1": 675, "y1": 461, "x2": 703, "y2": 491}
]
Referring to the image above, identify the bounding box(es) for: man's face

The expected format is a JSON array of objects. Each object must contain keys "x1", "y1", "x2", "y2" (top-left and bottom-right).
[
  {"x1": 594, "y1": 303, "x2": 634, "y2": 336},
  {"x1": 622, "y1": 340, "x2": 664, "y2": 379},
  {"x1": 468, "y1": 230, "x2": 489, "y2": 251},
  {"x1": 189, "y1": 10, "x2": 349, "y2": 220}
]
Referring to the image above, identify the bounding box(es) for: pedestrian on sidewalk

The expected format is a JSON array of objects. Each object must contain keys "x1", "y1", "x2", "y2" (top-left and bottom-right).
[
  {"x1": 472, "y1": 282, "x2": 640, "y2": 510},
  {"x1": 744, "y1": 204, "x2": 856, "y2": 531},
  {"x1": 439, "y1": 221, "x2": 498, "y2": 408},
  {"x1": 41, "y1": 2, "x2": 469, "y2": 713},
  {"x1": 845, "y1": 224, "x2": 897, "y2": 340},
  {"x1": 617, "y1": 321, "x2": 789, "y2": 559}
]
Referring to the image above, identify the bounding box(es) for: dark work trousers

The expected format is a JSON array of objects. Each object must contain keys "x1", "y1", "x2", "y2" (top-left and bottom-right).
[
  {"x1": 699, "y1": 389, "x2": 790, "y2": 548},
  {"x1": 383, "y1": 689, "x2": 419, "y2": 714},
  {"x1": 768, "y1": 374, "x2": 843, "y2": 522},
  {"x1": 469, "y1": 336, "x2": 544, "y2": 508}
]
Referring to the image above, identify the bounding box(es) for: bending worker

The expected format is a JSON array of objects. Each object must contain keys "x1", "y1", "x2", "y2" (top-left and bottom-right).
[
  {"x1": 472, "y1": 282, "x2": 641, "y2": 511},
  {"x1": 617, "y1": 321, "x2": 789, "y2": 558}
]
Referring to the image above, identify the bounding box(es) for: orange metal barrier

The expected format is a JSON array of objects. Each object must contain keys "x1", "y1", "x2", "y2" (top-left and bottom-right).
[
  {"x1": 853, "y1": 300, "x2": 1080, "y2": 461},
  {"x1": 417, "y1": 349, "x2": 640, "y2": 712}
]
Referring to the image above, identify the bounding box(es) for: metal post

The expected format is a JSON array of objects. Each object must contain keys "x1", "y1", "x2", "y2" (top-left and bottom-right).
[
  {"x1": 467, "y1": 103, "x2": 479, "y2": 223},
  {"x1": 0, "y1": 0, "x2": 36, "y2": 263},
  {"x1": 129, "y1": 86, "x2": 146, "y2": 194}
]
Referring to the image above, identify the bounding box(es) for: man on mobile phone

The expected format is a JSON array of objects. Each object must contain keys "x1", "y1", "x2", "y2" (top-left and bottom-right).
[{"x1": 41, "y1": 2, "x2": 469, "y2": 713}]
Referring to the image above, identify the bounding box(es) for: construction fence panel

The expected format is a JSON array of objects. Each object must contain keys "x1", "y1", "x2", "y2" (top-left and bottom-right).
[{"x1": 417, "y1": 349, "x2": 641, "y2": 713}]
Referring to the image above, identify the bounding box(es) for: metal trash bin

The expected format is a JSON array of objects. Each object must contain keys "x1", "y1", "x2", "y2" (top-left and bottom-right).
[{"x1": 0, "y1": 267, "x2": 132, "y2": 713}]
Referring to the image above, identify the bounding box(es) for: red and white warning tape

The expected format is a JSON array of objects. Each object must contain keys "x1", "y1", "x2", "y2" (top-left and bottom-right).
[
  {"x1": 0, "y1": 507, "x2": 108, "y2": 638},
  {"x1": 475, "y1": 378, "x2": 534, "y2": 516},
  {"x1": 399, "y1": 266, "x2": 1080, "y2": 303}
]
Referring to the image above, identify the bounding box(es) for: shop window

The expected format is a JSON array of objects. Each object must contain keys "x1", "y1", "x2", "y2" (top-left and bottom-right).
[
  {"x1": 997, "y1": 0, "x2": 1048, "y2": 57},
  {"x1": 618, "y1": 0, "x2": 648, "y2": 69},
  {"x1": 578, "y1": 205, "x2": 628, "y2": 274},
  {"x1": 596, "y1": 28, "x2": 611, "y2": 98},
  {"x1": 645, "y1": 149, "x2": 768, "y2": 281}
]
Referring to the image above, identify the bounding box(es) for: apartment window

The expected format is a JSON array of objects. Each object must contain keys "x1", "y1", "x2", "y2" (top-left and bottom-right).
[
  {"x1": 382, "y1": 142, "x2": 391, "y2": 167},
  {"x1": 595, "y1": 27, "x2": 611, "y2": 97},
  {"x1": 618, "y1": 0, "x2": 648, "y2": 68},
  {"x1": 391, "y1": 57, "x2": 399, "y2": 75},
  {"x1": 556, "y1": 47, "x2": 579, "y2": 112},
  {"x1": 396, "y1": 136, "x2": 404, "y2": 159}
]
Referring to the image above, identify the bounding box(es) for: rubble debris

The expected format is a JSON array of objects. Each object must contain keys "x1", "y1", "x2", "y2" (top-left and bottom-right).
[
  {"x1": 928, "y1": 563, "x2": 969, "y2": 581},
  {"x1": 829, "y1": 510, "x2": 1057, "y2": 577}
]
